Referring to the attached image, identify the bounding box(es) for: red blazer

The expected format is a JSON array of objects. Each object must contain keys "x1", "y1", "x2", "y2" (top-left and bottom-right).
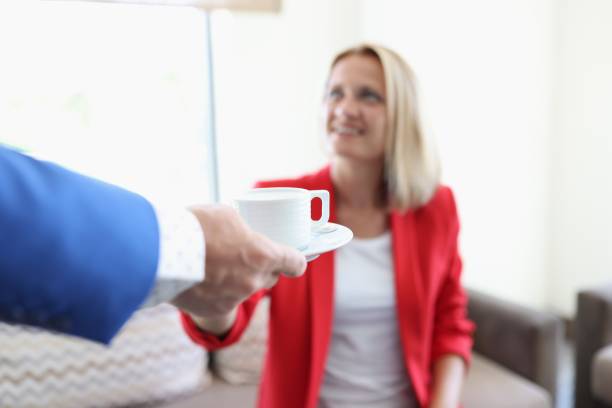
[{"x1": 182, "y1": 166, "x2": 474, "y2": 408}]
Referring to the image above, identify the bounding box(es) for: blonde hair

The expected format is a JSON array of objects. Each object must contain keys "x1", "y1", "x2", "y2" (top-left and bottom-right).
[{"x1": 330, "y1": 44, "x2": 441, "y2": 211}]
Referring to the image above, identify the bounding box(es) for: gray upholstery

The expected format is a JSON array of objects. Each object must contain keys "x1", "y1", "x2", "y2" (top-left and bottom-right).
[
  {"x1": 593, "y1": 344, "x2": 612, "y2": 404},
  {"x1": 159, "y1": 354, "x2": 555, "y2": 408},
  {"x1": 158, "y1": 378, "x2": 257, "y2": 408},
  {"x1": 575, "y1": 284, "x2": 612, "y2": 408},
  {"x1": 467, "y1": 289, "x2": 562, "y2": 404},
  {"x1": 462, "y1": 354, "x2": 551, "y2": 408}
]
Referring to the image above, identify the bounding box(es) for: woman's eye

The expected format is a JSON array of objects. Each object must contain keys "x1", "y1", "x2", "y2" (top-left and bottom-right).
[
  {"x1": 361, "y1": 90, "x2": 383, "y2": 102},
  {"x1": 327, "y1": 89, "x2": 343, "y2": 100}
]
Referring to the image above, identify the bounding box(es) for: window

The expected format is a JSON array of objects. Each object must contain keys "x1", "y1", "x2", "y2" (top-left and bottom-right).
[{"x1": 0, "y1": 2, "x2": 212, "y2": 206}]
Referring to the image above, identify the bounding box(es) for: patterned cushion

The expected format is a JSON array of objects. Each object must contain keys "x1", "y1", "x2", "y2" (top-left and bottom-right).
[
  {"x1": 0, "y1": 304, "x2": 210, "y2": 408},
  {"x1": 213, "y1": 298, "x2": 269, "y2": 385}
]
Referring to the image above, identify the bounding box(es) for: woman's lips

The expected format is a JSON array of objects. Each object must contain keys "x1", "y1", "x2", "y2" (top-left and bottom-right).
[{"x1": 332, "y1": 125, "x2": 363, "y2": 136}]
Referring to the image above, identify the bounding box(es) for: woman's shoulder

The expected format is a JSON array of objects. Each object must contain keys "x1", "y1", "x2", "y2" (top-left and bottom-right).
[
  {"x1": 392, "y1": 185, "x2": 460, "y2": 238},
  {"x1": 429, "y1": 185, "x2": 457, "y2": 210},
  {"x1": 254, "y1": 165, "x2": 331, "y2": 190},
  {"x1": 409, "y1": 184, "x2": 459, "y2": 220}
]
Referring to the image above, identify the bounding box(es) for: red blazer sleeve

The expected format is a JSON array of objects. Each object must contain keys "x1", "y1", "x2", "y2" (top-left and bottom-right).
[
  {"x1": 430, "y1": 188, "x2": 475, "y2": 366},
  {"x1": 180, "y1": 289, "x2": 268, "y2": 351}
]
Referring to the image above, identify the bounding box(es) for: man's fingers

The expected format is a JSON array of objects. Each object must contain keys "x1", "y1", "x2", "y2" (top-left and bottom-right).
[
  {"x1": 262, "y1": 270, "x2": 281, "y2": 289},
  {"x1": 275, "y1": 244, "x2": 307, "y2": 278}
]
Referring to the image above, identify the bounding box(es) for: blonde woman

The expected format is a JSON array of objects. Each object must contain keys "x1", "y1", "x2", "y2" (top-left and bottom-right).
[{"x1": 181, "y1": 44, "x2": 474, "y2": 408}]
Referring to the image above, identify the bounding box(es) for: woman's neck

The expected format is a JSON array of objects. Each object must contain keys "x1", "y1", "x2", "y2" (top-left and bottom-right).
[{"x1": 331, "y1": 158, "x2": 386, "y2": 209}]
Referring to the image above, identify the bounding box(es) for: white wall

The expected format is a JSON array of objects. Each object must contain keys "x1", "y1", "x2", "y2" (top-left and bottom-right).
[
  {"x1": 550, "y1": 0, "x2": 612, "y2": 315},
  {"x1": 211, "y1": 0, "x2": 363, "y2": 204},
  {"x1": 360, "y1": 0, "x2": 555, "y2": 309}
]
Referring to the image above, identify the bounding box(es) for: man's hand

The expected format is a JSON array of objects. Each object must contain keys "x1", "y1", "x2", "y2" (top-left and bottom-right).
[{"x1": 170, "y1": 205, "x2": 306, "y2": 331}]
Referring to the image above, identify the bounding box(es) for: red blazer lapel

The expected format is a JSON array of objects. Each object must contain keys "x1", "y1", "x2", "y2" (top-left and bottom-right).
[
  {"x1": 391, "y1": 210, "x2": 427, "y2": 404},
  {"x1": 306, "y1": 166, "x2": 336, "y2": 408}
]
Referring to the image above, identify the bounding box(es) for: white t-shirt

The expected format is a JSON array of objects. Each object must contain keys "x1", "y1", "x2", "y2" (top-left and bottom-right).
[{"x1": 318, "y1": 232, "x2": 417, "y2": 408}]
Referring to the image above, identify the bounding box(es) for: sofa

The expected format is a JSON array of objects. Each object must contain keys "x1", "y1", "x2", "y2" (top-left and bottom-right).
[
  {"x1": 463, "y1": 289, "x2": 562, "y2": 408},
  {"x1": 575, "y1": 283, "x2": 612, "y2": 408},
  {"x1": 0, "y1": 288, "x2": 560, "y2": 407},
  {"x1": 157, "y1": 288, "x2": 563, "y2": 408}
]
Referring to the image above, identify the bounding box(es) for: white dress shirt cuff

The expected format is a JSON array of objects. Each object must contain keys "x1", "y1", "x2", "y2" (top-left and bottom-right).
[{"x1": 141, "y1": 206, "x2": 205, "y2": 307}]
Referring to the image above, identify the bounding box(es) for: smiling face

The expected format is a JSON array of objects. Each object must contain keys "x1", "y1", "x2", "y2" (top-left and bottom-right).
[{"x1": 324, "y1": 54, "x2": 387, "y2": 163}]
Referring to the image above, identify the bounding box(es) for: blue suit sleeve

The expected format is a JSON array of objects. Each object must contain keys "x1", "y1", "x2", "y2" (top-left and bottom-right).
[{"x1": 0, "y1": 147, "x2": 159, "y2": 343}]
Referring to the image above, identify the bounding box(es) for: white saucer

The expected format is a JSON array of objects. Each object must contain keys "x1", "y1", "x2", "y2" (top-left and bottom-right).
[{"x1": 301, "y1": 222, "x2": 353, "y2": 262}]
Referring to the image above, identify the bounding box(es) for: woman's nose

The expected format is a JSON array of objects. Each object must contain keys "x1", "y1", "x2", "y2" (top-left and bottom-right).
[{"x1": 334, "y1": 96, "x2": 359, "y2": 118}]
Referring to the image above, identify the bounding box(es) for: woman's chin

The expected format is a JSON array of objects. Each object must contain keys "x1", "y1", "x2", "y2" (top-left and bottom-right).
[
  {"x1": 330, "y1": 148, "x2": 371, "y2": 162},
  {"x1": 329, "y1": 144, "x2": 356, "y2": 158}
]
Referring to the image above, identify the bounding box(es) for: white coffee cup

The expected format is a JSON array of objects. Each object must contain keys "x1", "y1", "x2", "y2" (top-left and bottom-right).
[{"x1": 235, "y1": 187, "x2": 330, "y2": 250}]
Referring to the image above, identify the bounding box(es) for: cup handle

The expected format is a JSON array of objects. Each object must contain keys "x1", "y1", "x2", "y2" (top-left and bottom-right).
[{"x1": 310, "y1": 190, "x2": 330, "y2": 231}]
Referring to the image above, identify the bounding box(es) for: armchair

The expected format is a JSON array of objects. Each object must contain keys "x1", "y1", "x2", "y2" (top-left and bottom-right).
[
  {"x1": 462, "y1": 289, "x2": 563, "y2": 408},
  {"x1": 575, "y1": 283, "x2": 612, "y2": 408}
]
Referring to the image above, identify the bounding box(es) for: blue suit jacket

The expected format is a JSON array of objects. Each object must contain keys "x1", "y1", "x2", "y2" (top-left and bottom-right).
[{"x1": 0, "y1": 146, "x2": 159, "y2": 343}]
